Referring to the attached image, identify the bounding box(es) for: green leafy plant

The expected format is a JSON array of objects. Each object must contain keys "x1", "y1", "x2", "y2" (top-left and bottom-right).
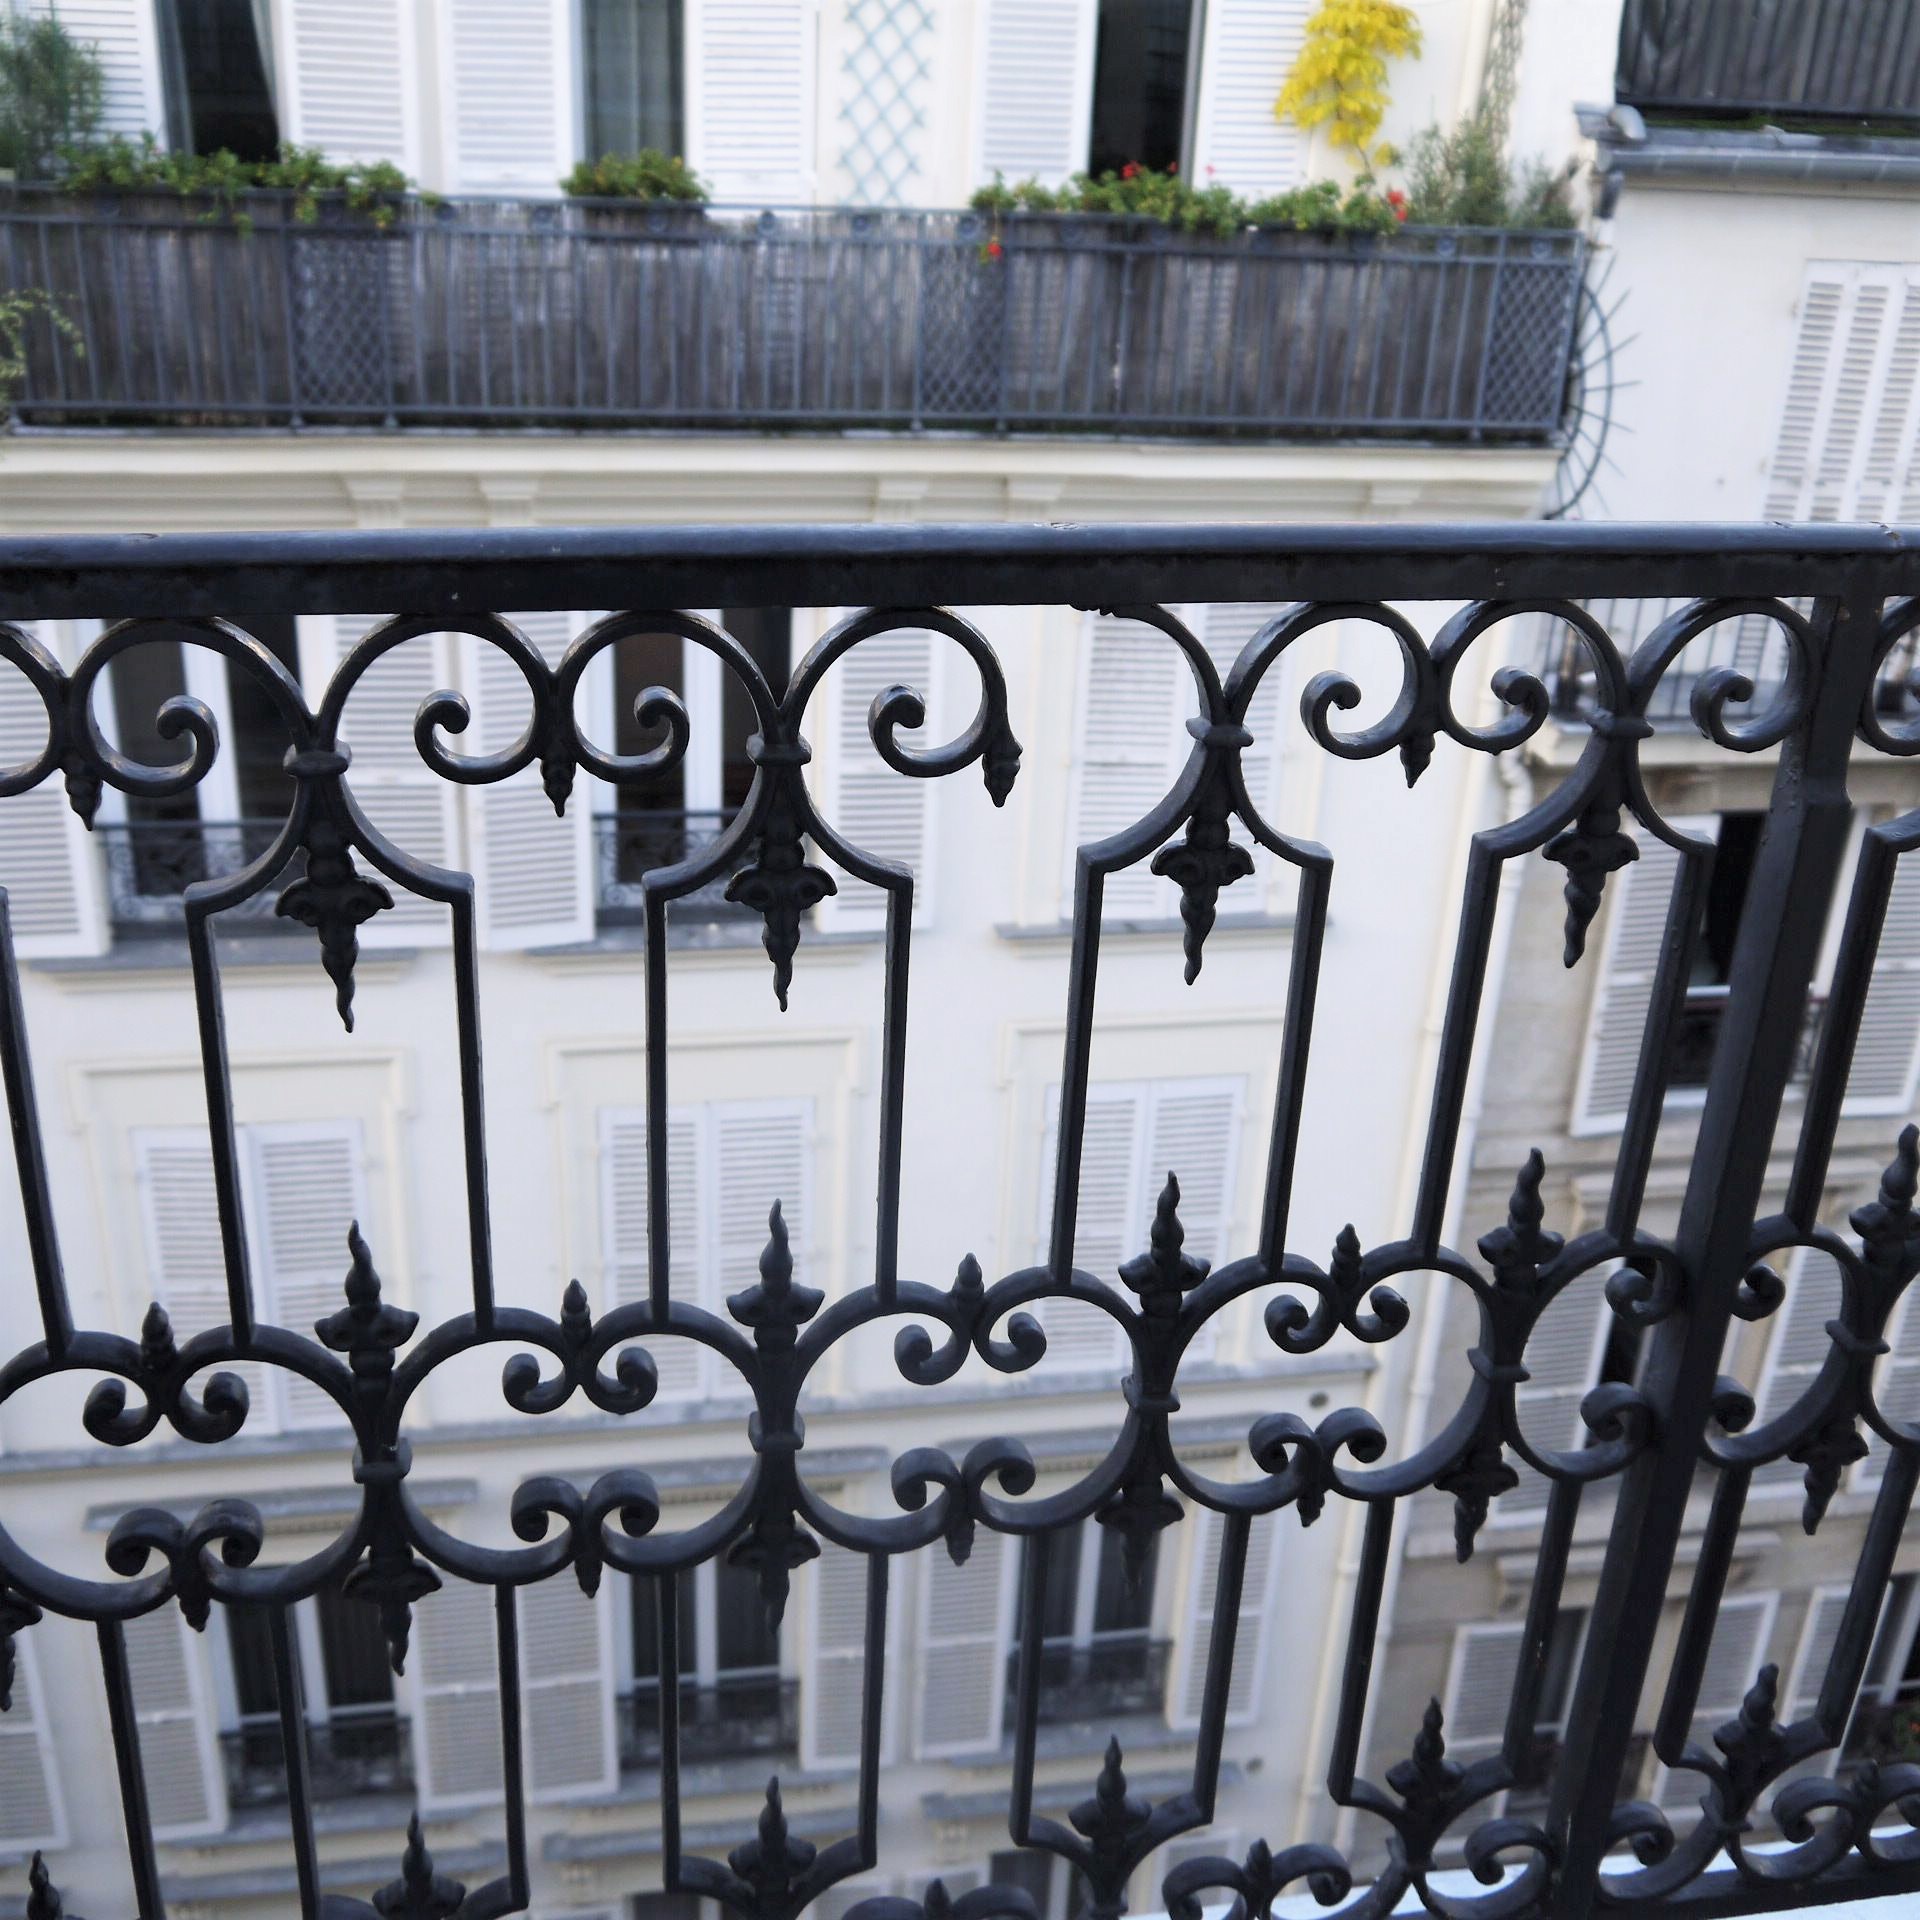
[
  {"x1": 1403, "y1": 117, "x2": 1578, "y2": 228},
  {"x1": 1244, "y1": 176, "x2": 1405, "y2": 234},
  {"x1": 1275, "y1": 0, "x2": 1422, "y2": 166},
  {"x1": 60, "y1": 134, "x2": 417, "y2": 227},
  {"x1": 0, "y1": 12, "x2": 104, "y2": 180},
  {"x1": 0, "y1": 288, "x2": 81, "y2": 404},
  {"x1": 562, "y1": 150, "x2": 708, "y2": 203}
]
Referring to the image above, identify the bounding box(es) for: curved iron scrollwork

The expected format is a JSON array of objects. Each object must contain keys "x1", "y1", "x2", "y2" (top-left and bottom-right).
[{"x1": 0, "y1": 539, "x2": 1915, "y2": 1920}]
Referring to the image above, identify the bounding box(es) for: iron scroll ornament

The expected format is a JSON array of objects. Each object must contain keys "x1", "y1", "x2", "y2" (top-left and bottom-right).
[{"x1": 0, "y1": 582, "x2": 1913, "y2": 1920}]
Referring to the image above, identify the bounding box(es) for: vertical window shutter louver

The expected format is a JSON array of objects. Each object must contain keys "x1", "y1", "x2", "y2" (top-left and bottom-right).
[
  {"x1": 520, "y1": 1579, "x2": 615, "y2": 1800},
  {"x1": 284, "y1": 0, "x2": 413, "y2": 166},
  {"x1": 599, "y1": 1108, "x2": 705, "y2": 1397},
  {"x1": 976, "y1": 0, "x2": 1095, "y2": 186},
  {"x1": 1142, "y1": 1082, "x2": 1242, "y2": 1363},
  {"x1": 1443, "y1": 1622, "x2": 1526, "y2": 1763},
  {"x1": 1571, "y1": 820, "x2": 1707, "y2": 1134},
  {"x1": 1657, "y1": 1593, "x2": 1775, "y2": 1807},
  {"x1": 134, "y1": 1129, "x2": 272, "y2": 1431},
  {"x1": 467, "y1": 614, "x2": 594, "y2": 949},
  {"x1": 0, "y1": 628, "x2": 105, "y2": 957},
  {"x1": 1068, "y1": 614, "x2": 1192, "y2": 923},
  {"x1": 1845, "y1": 851, "x2": 1920, "y2": 1113},
  {"x1": 1194, "y1": 605, "x2": 1288, "y2": 906},
  {"x1": 915, "y1": 1524, "x2": 1013, "y2": 1756},
  {"x1": 1866, "y1": 1290, "x2": 1920, "y2": 1483},
  {"x1": 247, "y1": 1123, "x2": 367, "y2": 1429},
  {"x1": 817, "y1": 627, "x2": 937, "y2": 932},
  {"x1": 690, "y1": 0, "x2": 817, "y2": 203},
  {"x1": 124, "y1": 1609, "x2": 225, "y2": 1838},
  {"x1": 1855, "y1": 280, "x2": 1920, "y2": 523},
  {"x1": 1787, "y1": 1586, "x2": 1854, "y2": 1722},
  {"x1": 1765, "y1": 278, "x2": 1845, "y2": 523},
  {"x1": 1172, "y1": 1507, "x2": 1277, "y2": 1728},
  {"x1": 1191, "y1": 0, "x2": 1311, "y2": 196},
  {"x1": 803, "y1": 1544, "x2": 871, "y2": 1768},
  {"x1": 325, "y1": 617, "x2": 456, "y2": 945},
  {"x1": 714, "y1": 1102, "x2": 810, "y2": 1299},
  {"x1": 29, "y1": 1, "x2": 159, "y2": 133},
  {"x1": 0, "y1": 1633, "x2": 63, "y2": 1849},
  {"x1": 1754, "y1": 1246, "x2": 1844, "y2": 1490},
  {"x1": 1036, "y1": 1086, "x2": 1139, "y2": 1373},
  {"x1": 446, "y1": 0, "x2": 568, "y2": 192},
  {"x1": 413, "y1": 1580, "x2": 505, "y2": 1810}
]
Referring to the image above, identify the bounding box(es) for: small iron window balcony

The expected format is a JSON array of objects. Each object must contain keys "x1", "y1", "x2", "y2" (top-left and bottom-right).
[
  {"x1": 100, "y1": 817, "x2": 297, "y2": 935},
  {"x1": 220, "y1": 1708, "x2": 413, "y2": 1809},
  {"x1": 1670, "y1": 987, "x2": 1827, "y2": 1092},
  {"x1": 593, "y1": 809, "x2": 755, "y2": 926},
  {"x1": 1006, "y1": 1636, "x2": 1172, "y2": 1728},
  {"x1": 618, "y1": 1673, "x2": 799, "y2": 1771}
]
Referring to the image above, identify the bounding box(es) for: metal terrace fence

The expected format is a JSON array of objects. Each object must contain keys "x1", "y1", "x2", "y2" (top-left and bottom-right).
[
  {"x1": 2, "y1": 524, "x2": 1920, "y2": 1919},
  {"x1": 0, "y1": 195, "x2": 1583, "y2": 439}
]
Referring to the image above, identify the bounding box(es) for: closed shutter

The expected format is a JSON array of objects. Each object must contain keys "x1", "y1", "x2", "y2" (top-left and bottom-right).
[
  {"x1": 1571, "y1": 820, "x2": 1708, "y2": 1134},
  {"x1": 815, "y1": 626, "x2": 936, "y2": 932},
  {"x1": 1856, "y1": 1280, "x2": 1920, "y2": 1491},
  {"x1": 1037, "y1": 1085, "x2": 1139, "y2": 1372},
  {"x1": 689, "y1": 0, "x2": 817, "y2": 202},
  {"x1": 1509, "y1": 1286, "x2": 1611, "y2": 1507},
  {"x1": 465, "y1": 614, "x2": 594, "y2": 950},
  {"x1": 1655, "y1": 1592, "x2": 1776, "y2": 1807},
  {"x1": 0, "y1": 628, "x2": 105, "y2": 957},
  {"x1": 1845, "y1": 851, "x2": 1920, "y2": 1114},
  {"x1": 802, "y1": 1544, "x2": 870, "y2": 1768},
  {"x1": 1191, "y1": 0, "x2": 1309, "y2": 196},
  {"x1": 1193, "y1": 604, "x2": 1287, "y2": 906},
  {"x1": 444, "y1": 0, "x2": 570, "y2": 192},
  {"x1": 325, "y1": 617, "x2": 457, "y2": 945},
  {"x1": 247, "y1": 1122, "x2": 367, "y2": 1429},
  {"x1": 282, "y1": 0, "x2": 415, "y2": 167},
  {"x1": 1171, "y1": 1507, "x2": 1276, "y2": 1728},
  {"x1": 1764, "y1": 266, "x2": 1920, "y2": 523},
  {"x1": 125, "y1": 1608, "x2": 225, "y2": 1838},
  {"x1": 975, "y1": 0, "x2": 1095, "y2": 186},
  {"x1": 1143, "y1": 1080, "x2": 1240, "y2": 1363},
  {"x1": 600, "y1": 1107, "x2": 705, "y2": 1396},
  {"x1": 520, "y1": 1580, "x2": 615, "y2": 1800},
  {"x1": 1442, "y1": 1621, "x2": 1525, "y2": 1763},
  {"x1": 0, "y1": 1634, "x2": 63, "y2": 1850},
  {"x1": 27, "y1": 0, "x2": 160, "y2": 135},
  {"x1": 713, "y1": 1102, "x2": 810, "y2": 1300},
  {"x1": 914, "y1": 1526, "x2": 1014, "y2": 1757},
  {"x1": 133, "y1": 1128, "x2": 270, "y2": 1430},
  {"x1": 1753, "y1": 1245, "x2": 1844, "y2": 1491},
  {"x1": 1066, "y1": 614, "x2": 1193, "y2": 922},
  {"x1": 1786, "y1": 1585, "x2": 1853, "y2": 1722},
  {"x1": 413, "y1": 1579, "x2": 504, "y2": 1811}
]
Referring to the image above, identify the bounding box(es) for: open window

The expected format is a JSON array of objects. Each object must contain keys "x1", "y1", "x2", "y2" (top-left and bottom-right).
[
  {"x1": 1009, "y1": 1520, "x2": 1165, "y2": 1727},
  {"x1": 155, "y1": 0, "x2": 280, "y2": 159},
  {"x1": 581, "y1": 0, "x2": 685, "y2": 158}
]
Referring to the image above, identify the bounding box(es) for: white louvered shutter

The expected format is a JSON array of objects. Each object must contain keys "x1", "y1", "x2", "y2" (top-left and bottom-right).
[
  {"x1": 1036, "y1": 1085, "x2": 1138, "y2": 1373},
  {"x1": 689, "y1": 0, "x2": 817, "y2": 203},
  {"x1": 1764, "y1": 266, "x2": 1920, "y2": 523},
  {"x1": 815, "y1": 626, "x2": 936, "y2": 932},
  {"x1": 1144, "y1": 1081, "x2": 1241, "y2": 1363},
  {"x1": 133, "y1": 1128, "x2": 271, "y2": 1431},
  {"x1": 1172, "y1": 1507, "x2": 1276, "y2": 1728},
  {"x1": 803, "y1": 1544, "x2": 870, "y2": 1768},
  {"x1": 1443, "y1": 1622, "x2": 1524, "y2": 1764},
  {"x1": 466, "y1": 614, "x2": 594, "y2": 949},
  {"x1": 1865, "y1": 1289, "x2": 1920, "y2": 1489},
  {"x1": 915, "y1": 1526, "x2": 1014, "y2": 1757},
  {"x1": 0, "y1": 1634, "x2": 64, "y2": 1850},
  {"x1": 1571, "y1": 820, "x2": 1708, "y2": 1134},
  {"x1": 413, "y1": 1579, "x2": 504, "y2": 1810},
  {"x1": 444, "y1": 0, "x2": 571, "y2": 191},
  {"x1": 1067, "y1": 614, "x2": 1193, "y2": 922},
  {"x1": 1845, "y1": 852, "x2": 1920, "y2": 1113},
  {"x1": 0, "y1": 629, "x2": 105, "y2": 957},
  {"x1": 247, "y1": 1123, "x2": 368, "y2": 1429},
  {"x1": 1191, "y1": 0, "x2": 1310, "y2": 196},
  {"x1": 1510, "y1": 1284, "x2": 1610, "y2": 1508},
  {"x1": 1194, "y1": 604, "x2": 1288, "y2": 907},
  {"x1": 1753, "y1": 1245, "x2": 1843, "y2": 1491},
  {"x1": 326, "y1": 617, "x2": 457, "y2": 945},
  {"x1": 1787, "y1": 1586, "x2": 1853, "y2": 1722},
  {"x1": 125, "y1": 1609, "x2": 225, "y2": 1838},
  {"x1": 26, "y1": 0, "x2": 161, "y2": 135},
  {"x1": 281, "y1": 0, "x2": 415, "y2": 167},
  {"x1": 1656, "y1": 1593, "x2": 1776, "y2": 1807},
  {"x1": 520, "y1": 1579, "x2": 615, "y2": 1800},
  {"x1": 600, "y1": 1107, "x2": 705, "y2": 1397},
  {"x1": 975, "y1": 0, "x2": 1095, "y2": 187}
]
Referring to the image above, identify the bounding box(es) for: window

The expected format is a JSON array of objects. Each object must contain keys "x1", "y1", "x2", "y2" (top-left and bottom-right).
[
  {"x1": 155, "y1": 0, "x2": 279, "y2": 159},
  {"x1": 1842, "y1": 1576, "x2": 1920, "y2": 1765},
  {"x1": 992, "y1": 1848, "x2": 1089, "y2": 1920},
  {"x1": 582, "y1": 0, "x2": 685, "y2": 159},
  {"x1": 1087, "y1": 0, "x2": 1197, "y2": 175},
  {"x1": 216, "y1": 1591, "x2": 409, "y2": 1807},
  {"x1": 1443, "y1": 1609, "x2": 1590, "y2": 1817},
  {"x1": 1013, "y1": 1521, "x2": 1163, "y2": 1724},
  {"x1": 1671, "y1": 811, "x2": 1765, "y2": 1088}
]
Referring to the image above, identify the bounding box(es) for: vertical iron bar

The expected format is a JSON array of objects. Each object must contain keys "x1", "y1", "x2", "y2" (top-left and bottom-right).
[
  {"x1": 268, "y1": 1605, "x2": 323, "y2": 1920},
  {"x1": 498, "y1": 1584, "x2": 529, "y2": 1906},
  {"x1": 99, "y1": 1617, "x2": 167, "y2": 1920},
  {"x1": 0, "y1": 892, "x2": 72, "y2": 1354},
  {"x1": 1326, "y1": 1501, "x2": 1393, "y2": 1800},
  {"x1": 449, "y1": 886, "x2": 495, "y2": 1329}
]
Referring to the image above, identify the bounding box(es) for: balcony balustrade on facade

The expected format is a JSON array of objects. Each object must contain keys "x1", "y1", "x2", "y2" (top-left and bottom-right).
[
  {"x1": 0, "y1": 195, "x2": 1583, "y2": 441},
  {"x1": 3, "y1": 523, "x2": 1920, "y2": 1920},
  {"x1": 220, "y1": 1712, "x2": 413, "y2": 1812},
  {"x1": 618, "y1": 1676, "x2": 799, "y2": 1773}
]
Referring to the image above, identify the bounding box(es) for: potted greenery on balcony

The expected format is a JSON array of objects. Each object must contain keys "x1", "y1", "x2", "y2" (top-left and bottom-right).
[{"x1": 561, "y1": 150, "x2": 711, "y2": 236}]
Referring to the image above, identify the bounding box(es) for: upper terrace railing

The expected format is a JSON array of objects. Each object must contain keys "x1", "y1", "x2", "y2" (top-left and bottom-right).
[
  {"x1": 0, "y1": 194, "x2": 1583, "y2": 439},
  {"x1": 1, "y1": 524, "x2": 1920, "y2": 1920},
  {"x1": 1616, "y1": 0, "x2": 1920, "y2": 125}
]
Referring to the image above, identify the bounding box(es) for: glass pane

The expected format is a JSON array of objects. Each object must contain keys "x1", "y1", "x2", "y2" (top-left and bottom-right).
[
  {"x1": 1040, "y1": 1526, "x2": 1083, "y2": 1644},
  {"x1": 583, "y1": 0, "x2": 685, "y2": 158},
  {"x1": 1088, "y1": 0, "x2": 1194, "y2": 177},
  {"x1": 316, "y1": 1588, "x2": 394, "y2": 1710},
  {"x1": 720, "y1": 608, "x2": 791, "y2": 810},
  {"x1": 714, "y1": 1559, "x2": 780, "y2": 1674},
  {"x1": 227, "y1": 1606, "x2": 280, "y2": 1720},
  {"x1": 160, "y1": 0, "x2": 280, "y2": 159},
  {"x1": 1091, "y1": 1523, "x2": 1154, "y2": 1636},
  {"x1": 631, "y1": 1568, "x2": 700, "y2": 1680},
  {"x1": 615, "y1": 628, "x2": 688, "y2": 814},
  {"x1": 227, "y1": 615, "x2": 301, "y2": 821}
]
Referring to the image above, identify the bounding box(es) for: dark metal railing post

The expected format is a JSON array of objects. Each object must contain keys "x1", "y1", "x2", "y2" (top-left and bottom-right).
[{"x1": 1549, "y1": 575, "x2": 1891, "y2": 1912}]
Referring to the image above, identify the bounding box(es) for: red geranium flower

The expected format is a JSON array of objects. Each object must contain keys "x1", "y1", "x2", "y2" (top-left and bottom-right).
[
  {"x1": 1121, "y1": 162, "x2": 1139, "y2": 179},
  {"x1": 986, "y1": 239, "x2": 1004, "y2": 258},
  {"x1": 1167, "y1": 160, "x2": 1177, "y2": 173}
]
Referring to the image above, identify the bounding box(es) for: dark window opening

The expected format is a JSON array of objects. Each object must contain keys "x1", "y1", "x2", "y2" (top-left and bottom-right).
[
  {"x1": 227, "y1": 616, "x2": 301, "y2": 820},
  {"x1": 1509, "y1": 1607, "x2": 1588, "y2": 1812},
  {"x1": 1013, "y1": 1524, "x2": 1165, "y2": 1724},
  {"x1": 721, "y1": 608, "x2": 790, "y2": 811},
  {"x1": 157, "y1": 0, "x2": 280, "y2": 160},
  {"x1": 1087, "y1": 0, "x2": 1197, "y2": 178},
  {"x1": 582, "y1": 0, "x2": 686, "y2": 159},
  {"x1": 630, "y1": 1895, "x2": 703, "y2": 1920}
]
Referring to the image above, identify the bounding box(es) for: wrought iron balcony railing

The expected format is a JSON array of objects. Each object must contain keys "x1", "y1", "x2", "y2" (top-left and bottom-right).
[
  {"x1": 618, "y1": 1675, "x2": 799, "y2": 1773},
  {"x1": 221, "y1": 1711, "x2": 414, "y2": 1810},
  {"x1": 99, "y1": 816, "x2": 296, "y2": 932},
  {"x1": 0, "y1": 524, "x2": 1919, "y2": 1920},
  {"x1": 0, "y1": 194, "x2": 1583, "y2": 441},
  {"x1": 594, "y1": 809, "x2": 752, "y2": 925},
  {"x1": 1009, "y1": 1638, "x2": 1172, "y2": 1728},
  {"x1": 1616, "y1": 0, "x2": 1920, "y2": 125},
  {"x1": 1670, "y1": 987, "x2": 1826, "y2": 1091}
]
